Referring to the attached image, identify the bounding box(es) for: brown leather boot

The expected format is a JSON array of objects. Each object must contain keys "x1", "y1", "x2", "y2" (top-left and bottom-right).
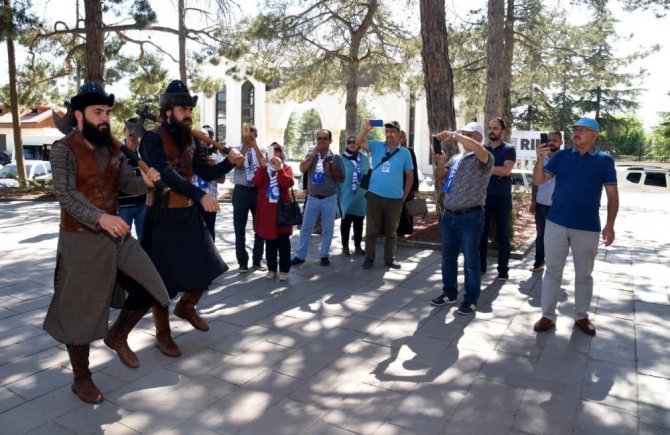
[
  {"x1": 151, "y1": 304, "x2": 181, "y2": 357},
  {"x1": 104, "y1": 308, "x2": 150, "y2": 368},
  {"x1": 174, "y1": 291, "x2": 209, "y2": 331},
  {"x1": 66, "y1": 345, "x2": 103, "y2": 404}
]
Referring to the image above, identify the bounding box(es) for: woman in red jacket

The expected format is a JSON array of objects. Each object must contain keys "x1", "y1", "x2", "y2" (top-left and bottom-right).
[{"x1": 252, "y1": 143, "x2": 295, "y2": 281}]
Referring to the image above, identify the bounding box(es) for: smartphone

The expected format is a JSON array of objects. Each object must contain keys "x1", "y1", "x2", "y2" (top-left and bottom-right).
[
  {"x1": 540, "y1": 133, "x2": 548, "y2": 145},
  {"x1": 432, "y1": 136, "x2": 442, "y2": 154},
  {"x1": 370, "y1": 119, "x2": 384, "y2": 127}
]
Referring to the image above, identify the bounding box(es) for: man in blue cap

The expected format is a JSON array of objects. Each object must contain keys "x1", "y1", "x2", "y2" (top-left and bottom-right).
[{"x1": 532, "y1": 117, "x2": 619, "y2": 337}]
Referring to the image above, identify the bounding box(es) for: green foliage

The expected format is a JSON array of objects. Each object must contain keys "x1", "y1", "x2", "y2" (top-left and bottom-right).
[
  {"x1": 283, "y1": 112, "x2": 299, "y2": 158},
  {"x1": 297, "y1": 108, "x2": 322, "y2": 154},
  {"x1": 600, "y1": 115, "x2": 647, "y2": 156}
]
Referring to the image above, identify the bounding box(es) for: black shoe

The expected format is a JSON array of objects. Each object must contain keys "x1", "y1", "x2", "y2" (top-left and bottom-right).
[
  {"x1": 253, "y1": 262, "x2": 268, "y2": 272},
  {"x1": 456, "y1": 302, "x2": 476, "y2": 315},
  {"x1": 354, "y1": 246, "x2": 366, "y2": 256},
  {"x1": 238, "y1": 265, "x2": 249, "y2": 273},
  {"x1": 362, "y1": 258, "x2": 373, "y2": 270},
  {"x1": 290, "y1": 257, "x2": 305, "y2": 266},
  {"x1": 342, "y1": 247, "x2": 351, "y2": 256},
  {"x1": 430, "y1": 295, "x2": 457, "y2": 306},
  {"x1": 496, "y1": 271, "x2": 509, "y2": 281},
  {"x1": 529, "y1": 262, "x2": 545, "y2": 272},
  {"x1": 385, "y1": 260, "x2": 401, "y2": 269},
  {"x1": 320, "y1": 257, "x2": 330, "y2": 266}
]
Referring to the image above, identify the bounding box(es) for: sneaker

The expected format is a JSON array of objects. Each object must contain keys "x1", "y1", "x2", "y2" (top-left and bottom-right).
[
  {"x1": 342, "y1": 247, "x2": 351, "y2": 256},
  {"x1": 385, "y1": 260, "x2": 401, "y2": 269},
  {"x1": 320, "y1": 257, "x2": 330, "y2": 266},
  {"x1": 265, "y1": 271, "x2": 276, "y2": 280},
  {"x1": 430, "y1": 295, "x2": 458, "y2": 306},
  {"x1": 290, "y1": 257, "x2": 305, "y2": 266},
  {"x1": 362, "y1": 258, "x2": 373, "y2": 270},
  {"x1": 279, "y1": 272, "x2": 289, "y2": 281},
  {"x1": 496, "y1": 271, "x2": 509, "y2": 281},
  {"x1": 354, "y1": 246, "x2": 366, "y2": 256},
  {"x1": 253, "y1": 262, "x2": 268, "y2": 272},
  {"x1": 238, "y1": 265, "x2": 249, "y2": 273},
  {"x1": 529, "y1": 262, "x2": 545, "y2": 272},
  {"x1": 456, "y1": 302, "x2": 477, "y2": 315}
]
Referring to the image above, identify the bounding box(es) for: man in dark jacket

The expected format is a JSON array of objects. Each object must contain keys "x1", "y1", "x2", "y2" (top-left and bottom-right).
[{"x1": 141, "y1": 79, "x2": 240, "y2": 357}]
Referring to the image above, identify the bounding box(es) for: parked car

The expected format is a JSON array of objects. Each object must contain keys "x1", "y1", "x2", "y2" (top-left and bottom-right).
[
  {"x1": 0, "y1": 160, "x2": 52, "y2": 187},
  {"x1": 617, "y1": 165, "x2": 670, "y2": 189}
]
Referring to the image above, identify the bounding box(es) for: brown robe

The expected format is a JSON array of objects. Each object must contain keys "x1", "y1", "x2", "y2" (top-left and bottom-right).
[{"x1": 43, "y1": 130, "x2": 170, "y2": 345}]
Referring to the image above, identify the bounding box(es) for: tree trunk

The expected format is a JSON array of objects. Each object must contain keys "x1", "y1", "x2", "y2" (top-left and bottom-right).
[
  {"x1": 501, "y1": 0, "x2": 515, "y2": 135},
  {"x1": 419, "y1": 0, "x2": 456, "y2": 155},
  {"x1": 420, "y1": 0, "x2": 457, "y2": 213},
  {"x1": 484, "y1": 0, "x2": 505, "y2": 127},
  {"x1": 343, "y1": 0, "x2": 377, "y2": 138},
  {"x1": 178, "y1": 0, "x2": 187, "y2": 84},
  {"x1": 84, "y1": 0, "x2": 105, "y2": 82},
  {"x1": 5, "y1": 0, "x2": 26, "y2": 183}
]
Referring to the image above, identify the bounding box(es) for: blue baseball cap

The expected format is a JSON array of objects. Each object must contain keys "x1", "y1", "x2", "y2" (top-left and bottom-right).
[{"x1": 569, "y1": 117, "x2": 600, "y2": 132}]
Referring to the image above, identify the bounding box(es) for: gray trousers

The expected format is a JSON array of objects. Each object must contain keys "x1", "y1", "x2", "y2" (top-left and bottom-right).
[{"x1": 541, "y1": 220, "x2": 600, "y2": 321}]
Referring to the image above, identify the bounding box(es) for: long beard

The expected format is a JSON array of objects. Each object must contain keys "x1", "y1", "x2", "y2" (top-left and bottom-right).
[
  {"x1": 170, "y1": 113, "x2": 193, "y2": 150},
  {"x1": 82, "y1": 119, "x2": 113, "y2": 148}
]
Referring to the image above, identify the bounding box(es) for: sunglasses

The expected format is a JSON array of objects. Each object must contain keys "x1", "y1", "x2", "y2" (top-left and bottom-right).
[
  {"x1": 273, "y1": 148, "x2": 282, "y2": 152},
  {"x1": 346, "y1": 140, "x2": 356, "y2": 144}
]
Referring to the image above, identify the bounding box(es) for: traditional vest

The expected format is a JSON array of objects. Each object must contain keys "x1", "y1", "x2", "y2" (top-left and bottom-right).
[
  {"x1": 60, "y1": 130, "x2": 124, "y2": 232},
  {"x1": 153, "y1": 126, "x2": 195, "y2": 182}
]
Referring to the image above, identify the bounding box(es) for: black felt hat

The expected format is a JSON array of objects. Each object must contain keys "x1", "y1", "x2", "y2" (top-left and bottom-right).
[
  {"x1": 69, "y1": 81, "x2": 115, "y2": 111},
  {"x1": 159, "y1": 79, "x2": 198, "y2": 109}
]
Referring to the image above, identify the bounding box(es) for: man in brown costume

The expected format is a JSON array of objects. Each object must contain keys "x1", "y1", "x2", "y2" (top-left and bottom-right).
[
  {"x1": 140, "y1": 79, "x2": 238, "y2": 357},
  {"x1": 44, "y1": 81, "x2": 171, "y2": 404}
]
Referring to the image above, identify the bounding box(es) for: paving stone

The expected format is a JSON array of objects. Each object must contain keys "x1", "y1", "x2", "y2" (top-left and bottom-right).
[
  {"x1": 54, "y1": 400, "x2": 131, "y2": 434},
  {"x1": 388, "y1": 384, "x2": 466, "y2": 434},
  {"x1": 638, "y1": 374, "x2": 670, "y2": 428},
  {"x1": 25, "y1": 422, "x2": 78, "y2": 435},
  {"x1": 511, "y1": 379, "x2": 581, "y2": 435},
  {"x1": 306, "y1": 421, "x2": 362, "y2": 435},
  {"x1": 237, "y1": 398, "x2": 328, "y2": 435},
  {"x1": 636, "y1": 324, "x2": 670, "y2": 378},
  {"x1": 533, "y1": 346, "x2": 588, "y2": 389},
  {"x1": 575, "y1": 401, "x2": 639, "y2": 435},
  {"x1": 445, "y1": 378, "x2": 525, "y2": 435},
  {"x1": 582, "y1": 359, "x2": 637, "y2": 412},
  {"x1": 639, "y1": 422, "x2": 670, "y2": 435},
  {"x1": 478, "y1": 350, "x2": 534, "y2": 387},
  {"x1": 635, "y1": 300, "x2": 670, "y2": 328},
  {"x1": 6, "y1": 364, "x2": 71, "y2": 400}
]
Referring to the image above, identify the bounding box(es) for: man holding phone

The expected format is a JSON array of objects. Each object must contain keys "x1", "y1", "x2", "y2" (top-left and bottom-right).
[
  {"x1": 356, "y1": 120, "x2": 414, "y2": 269},
  {"x1": 429, "y1": 123, "x2": 493, "y2": 315},
  {"x1": 532, "y1": 117, "x2": 618, "y2": 336},
  {"x1": 529, "y1": 130, "x2": 563, "y2": 271}
]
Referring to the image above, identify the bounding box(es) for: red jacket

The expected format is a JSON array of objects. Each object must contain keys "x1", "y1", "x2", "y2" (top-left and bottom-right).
[{"x1": 252, "y1": 164, "x2": 294, "y2": 240}]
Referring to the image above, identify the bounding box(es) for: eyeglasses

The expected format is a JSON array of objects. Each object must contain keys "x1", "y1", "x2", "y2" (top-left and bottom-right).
[
  {"x1": 346, "y1": 140, "x2": 355, "y2": 144},
  {"x1": 273, "y1": 148, "x2": 282, "y2": 152},
  {"x1": 571, "y1": 127, "x2": 595, "y2": 133}
]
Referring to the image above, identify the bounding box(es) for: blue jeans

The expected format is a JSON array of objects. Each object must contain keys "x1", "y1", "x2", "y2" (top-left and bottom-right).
[
  {"x1": 479, "y1": 195, "x2": 512, "y2": 273},
  {"x1": 295, "y1": 194, "x2": 337, "y2": 259},
  {"x1": 534, "y1": 203, "x2": 551, "y2": 263},
  {"x1": 441, "y1": 209, "x2": 485, "y2": 305},
  {"x1": 119, "y1": 203, "x2": 146, "y2": 241}
]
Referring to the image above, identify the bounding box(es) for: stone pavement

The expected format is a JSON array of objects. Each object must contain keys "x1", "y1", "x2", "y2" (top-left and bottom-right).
[{"x1": 0, "y1": 188, "x2": 668, "y2": 435}]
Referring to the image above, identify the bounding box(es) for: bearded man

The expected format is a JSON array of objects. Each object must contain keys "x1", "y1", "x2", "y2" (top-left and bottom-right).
[
  {"x1": 140, "y1": 79, "x2": 239, "y2": 357},
  {"x1": 44, "y1": 81, "x2": 170, "y2": 404}
]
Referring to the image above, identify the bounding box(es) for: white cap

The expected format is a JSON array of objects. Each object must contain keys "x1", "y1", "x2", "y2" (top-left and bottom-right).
[{"x1": 460, "y1": 122, "x2": 484, "y2": 137}]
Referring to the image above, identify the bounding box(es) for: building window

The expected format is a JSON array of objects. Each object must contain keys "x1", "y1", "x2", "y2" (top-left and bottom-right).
[
  {"x1": 241, "y1": 80, "x2": 255, "y2": 127},
  {"x1": 216, "y1": 85, "x2": 227, "y2": 142}
]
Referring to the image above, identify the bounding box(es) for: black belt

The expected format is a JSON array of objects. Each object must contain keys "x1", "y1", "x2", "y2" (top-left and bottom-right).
[
  {"x1": 235, "y1": 184, "x2": 257, "y2": 191},
  {"x1": 445, "y1": 206, "x2": 483, "y2": 215},
  {"x1": 311, "y1": 194, "x2": 333, "y2": 199}
]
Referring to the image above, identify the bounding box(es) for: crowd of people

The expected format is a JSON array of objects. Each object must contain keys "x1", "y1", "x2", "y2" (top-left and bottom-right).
[{"x1": 44, "y1": 79, "x2": 618, "y2": 404}]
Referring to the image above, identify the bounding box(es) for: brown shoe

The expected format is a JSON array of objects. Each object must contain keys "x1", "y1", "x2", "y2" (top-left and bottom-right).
[
  {"x1": 104, "y1": 308, "x2": 149, "y2": 368},
  {"x1": 67, "y1": 345, "x2": 104, "y2": 404},
  {"x1": 174, "y1": 292, "x2": 209, "y2": 331},
  {"x1": 575, "y1": 318, "x2": 596, "y2": 336},
  {"x1": 533, "y1": 317, "x2": 556, "y2": 332},
  {"x1": 151, "y1": 305, "x2": 182, "y2": 357}
]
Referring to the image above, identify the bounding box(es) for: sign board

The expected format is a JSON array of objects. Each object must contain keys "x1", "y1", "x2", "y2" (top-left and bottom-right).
[{"x1": 509, "y1": 130, "x2": 564, "y2": 160}]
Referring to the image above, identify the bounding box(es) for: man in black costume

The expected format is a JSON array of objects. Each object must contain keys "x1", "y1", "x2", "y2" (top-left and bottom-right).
[{"x1": 140, "y1": 79, "x2": 239, "y2": 357}]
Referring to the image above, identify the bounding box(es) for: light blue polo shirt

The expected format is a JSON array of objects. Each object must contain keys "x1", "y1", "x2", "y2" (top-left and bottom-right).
[
  {"x1": 367, "y1": 141, "x2": 414, "y2": 199},
  {"x1": 545, "y1": 146, "x2": 617, "y2": 232}
]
